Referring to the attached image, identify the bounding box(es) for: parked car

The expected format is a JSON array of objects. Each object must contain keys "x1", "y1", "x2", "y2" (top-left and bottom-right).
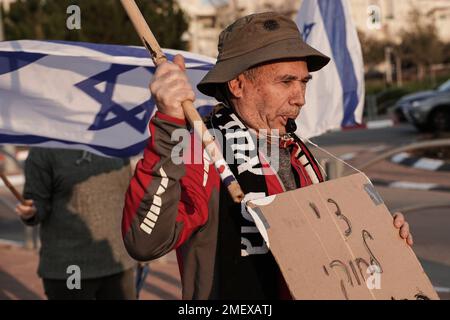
[{"x1": 394, "y1": 79, "x2": 450, "y2": 132}]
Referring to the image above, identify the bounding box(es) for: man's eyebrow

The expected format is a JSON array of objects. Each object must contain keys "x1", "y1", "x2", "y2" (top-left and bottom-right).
[{"x1": 275, "y1": 74, "x2": 313, "y2": 81}]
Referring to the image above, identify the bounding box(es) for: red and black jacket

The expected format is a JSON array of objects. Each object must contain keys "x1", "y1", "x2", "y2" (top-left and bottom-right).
[{"x1": 122, "y1": 110, "x2": 323, "y2": 299}]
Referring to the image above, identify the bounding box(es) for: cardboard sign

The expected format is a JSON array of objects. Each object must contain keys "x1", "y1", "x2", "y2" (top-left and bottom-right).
[{"x1": 247, "y1": 173, "x2": 439, "y2": 300}]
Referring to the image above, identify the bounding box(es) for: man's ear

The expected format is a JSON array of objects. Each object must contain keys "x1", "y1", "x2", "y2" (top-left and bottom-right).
[{"x1": 228, "y1": 75, "x2": 246, "y2": 99}]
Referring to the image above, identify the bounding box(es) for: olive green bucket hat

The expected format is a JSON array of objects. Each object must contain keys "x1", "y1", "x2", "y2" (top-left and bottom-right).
[{"x1": 197, "y1": 12, "x2": 330, "y2": 99}]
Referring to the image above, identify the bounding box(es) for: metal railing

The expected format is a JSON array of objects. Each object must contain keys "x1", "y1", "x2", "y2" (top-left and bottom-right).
[
  {"x1": 321, "y1": 139, "x2": 450, "y2": 218},
  {"x1": 358, "y1": 139, "x2": 450, "y2": 171}
]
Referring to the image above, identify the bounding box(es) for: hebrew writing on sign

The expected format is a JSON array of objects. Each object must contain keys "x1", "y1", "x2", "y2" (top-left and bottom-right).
[{"x1": 247, "y1": 173, "x2": 439, "y2": 300}]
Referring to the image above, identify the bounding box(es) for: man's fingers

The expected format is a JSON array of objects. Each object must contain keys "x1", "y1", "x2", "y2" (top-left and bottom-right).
[
  {"x1": 148, "y1": 54, "x2": 193, "y2": 120},
  {"x1": 407, "y1": 234, "x2": 414, "y2": 246},
  {"x1": 392, "y1": 211, "x2": 413, "y2": 246},
  {"x1": 15, "y1": 206, "x2": 29, "y2": 216},
  {"x1": 400, "y1": 222, "x2": 410, "y2": 239},
  {"x1": 173, "y1": 54, "x2": 186, "y2": 72},
  {"x1": 151, "y1": 65, "x2": 191, "y2": 97},
  {"x1": 153, "y1": 61, "x2": 181, "y2": 79},
  {"x1": 15, "y1": 200, "x2": 36, "y2": 219},
  {"x1": 153, "y1": 55, "x2": 187, "y2": 79},
  {"x1": 16, "y1": 203, "x2": 31, "y2": 212},
  {"x1": 393, "y1": 212, "x2": 405, "y2": 228}
]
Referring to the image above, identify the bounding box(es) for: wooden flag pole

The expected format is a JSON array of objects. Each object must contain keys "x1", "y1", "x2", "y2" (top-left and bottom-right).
[
  {"x1": 0, "y1": 172, "x2": 25, "y2": 204},
  {"x1": 120, "y1": 0, "x2": 244, "y2": 203}
]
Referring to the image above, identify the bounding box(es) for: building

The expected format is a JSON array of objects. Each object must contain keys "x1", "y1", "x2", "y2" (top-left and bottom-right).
[
  {"x1": 177, "y1": 0, "x2": 301, "y2": 57},
  {"x1": 0, "y1": 0, "x2": 15, "y2": 11},
  {"x1": 348, "y1": 0, "x2": 450, "y2": 42},
  {"x1": 177, "y1": 0, "x2": 219, "y2": 57},
  {"x1": 178, "y1": 0, "x2": 450, "y2": 57},
  {"x1": 2, "y1": 0, "x2": 448, "y2": 54}
]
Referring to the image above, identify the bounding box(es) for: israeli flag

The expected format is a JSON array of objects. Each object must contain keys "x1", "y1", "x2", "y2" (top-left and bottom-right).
[
  {"x1": 295, "y1": 0, "x2": 365, "y2": 139},
  {"x1": 0, "y1": 40, "x2": 216, "y2": 157}
]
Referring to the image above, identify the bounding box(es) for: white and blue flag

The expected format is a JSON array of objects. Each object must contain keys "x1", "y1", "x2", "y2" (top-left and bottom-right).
[
  {"x1": 295, "y1": 0, "x2": 365, "y2": 138},
  {"x1": 0, "y1": 40, "x2": 216, "y2": 157}
]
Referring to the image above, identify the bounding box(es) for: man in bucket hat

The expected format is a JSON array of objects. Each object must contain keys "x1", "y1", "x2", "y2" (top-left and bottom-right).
[{"x1": 122, "y1": 12, "x2": 413, "y2": 299}]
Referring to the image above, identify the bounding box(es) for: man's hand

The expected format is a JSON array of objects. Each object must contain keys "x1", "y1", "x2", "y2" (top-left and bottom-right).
[
  {"x1": 393, "y1": 212, "x2": 413, "y2": 246},
  {"x1": 149, "y1": 54, "x2": 195, "y2": 120},
  {"x1": 15, "y1": 199, "x2": 37, "y2": 220}
]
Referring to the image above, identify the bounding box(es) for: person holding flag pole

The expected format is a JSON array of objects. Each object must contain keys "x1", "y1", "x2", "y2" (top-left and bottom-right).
[{"x1": 120, "y1": 0, "x2": 413, "y2": 300}]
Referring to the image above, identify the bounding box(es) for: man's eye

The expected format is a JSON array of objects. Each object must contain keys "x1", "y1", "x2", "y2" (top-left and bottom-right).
[{"x1": 279, "y1": 78, "x2": 310, "y2": 86}]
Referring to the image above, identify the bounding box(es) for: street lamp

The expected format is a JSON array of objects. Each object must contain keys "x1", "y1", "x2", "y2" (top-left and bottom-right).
[{"x1": 385, "y1": 46, "x2": 393, "y2": 85}]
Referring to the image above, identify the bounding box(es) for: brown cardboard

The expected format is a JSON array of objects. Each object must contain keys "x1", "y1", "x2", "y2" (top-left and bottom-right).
[{"x1": 247, "y1": 173, "x2": 439, "y2": 300}]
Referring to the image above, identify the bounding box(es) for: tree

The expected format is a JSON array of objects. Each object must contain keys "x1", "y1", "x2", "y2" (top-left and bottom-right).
[
  {"x1": 211, "y1": 0, "x2": 300, "y2": 30},
  {"x1": 397, "y1": 8, "x2": 444, "y2": 81},
  {"x1": 3, "y1": 0, "x2": 188, "y2": 49},
  {"x1": 443, "y1": 42, "x2": 450, "y2": 64},
  {"x1": 358, "y1": 30, "x2": 390, "y2": 69}
]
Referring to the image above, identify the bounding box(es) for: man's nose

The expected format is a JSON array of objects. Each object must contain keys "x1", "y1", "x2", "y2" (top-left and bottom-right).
[{"x1": 289, "y1": 82, "x2": 306, "y2": 107}]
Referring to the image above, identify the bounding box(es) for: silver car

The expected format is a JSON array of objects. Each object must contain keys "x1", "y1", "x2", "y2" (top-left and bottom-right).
[{"x1": 395, "y1": 79, "x2": 450, "y2": 132}]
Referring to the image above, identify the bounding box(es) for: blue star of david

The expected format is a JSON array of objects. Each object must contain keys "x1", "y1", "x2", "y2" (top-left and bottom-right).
[
  {"x1": 303, "y1": 22, "x2": 316, "y2": 42},
  {"x1": 75, "y1": 64, "x2": 156, "y2": 134}
]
